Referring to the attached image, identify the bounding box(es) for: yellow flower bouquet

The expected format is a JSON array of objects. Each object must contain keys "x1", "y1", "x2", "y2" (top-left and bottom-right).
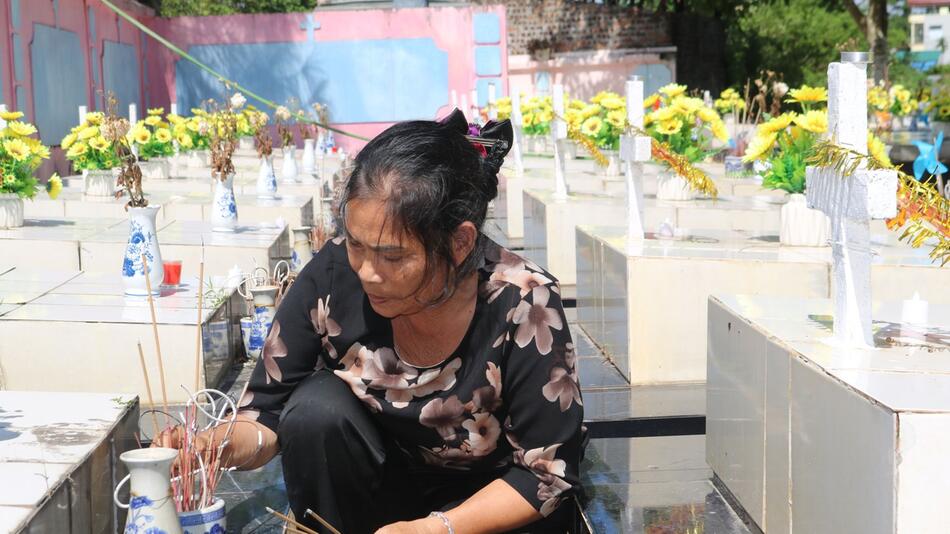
[
  {"x1": 577, "y1": 91, "x2": 627, "y2": 151},
  {"x1": 644, "y1": 84, "x2": 728, "y2": 164},
  {"x1": 129, "y1": 107, "x2": 175, "y2": 160},
  {"x1": 521, "y1": 95, "x2": 553, "y2": 137},
  {"x1": 62, "y1": 111, "x2": 122, "y2": 171},
  {"x1": 1, "y1": 110, "x2": 58, "y2": 200},
  {"x1": 168, "y1": 110, "x2": 212, "y2": 153}
]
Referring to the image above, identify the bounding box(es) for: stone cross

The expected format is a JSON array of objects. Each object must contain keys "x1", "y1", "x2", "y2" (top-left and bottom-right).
[
  {"x1": 487, "y1": 83, "x2": 498, "y2": 120},
  {"x1": 509, "y1": 91, "x2": 525, "y2": 176},
  {"x1": 805, "y1": 51, "x2": 898, "y2": 347},
  {"x1": 619, "y1": 76, "x2": 653, "y2": 242},
  {"x1": 170, "y1": 103, "x2": 178, "y2": 116},
  {"x1": 551, "y1": 84, "x2": 569, "y2": 200},
  {"x1": 129, "y1": 103, "x2": 137, "y2": 124},
  {"x1": 78, "y1": 105, "x2": 88, "y2": 125}
]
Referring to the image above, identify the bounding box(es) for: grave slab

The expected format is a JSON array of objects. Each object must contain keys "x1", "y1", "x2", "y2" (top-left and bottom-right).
[
  {"x1": 0, "y1": 217, "x2": 129, "y2": 271},
  {"x1": 707, "y1": 294, "x2": 950, "y2": 533},
  {"x1": 576, "y1": 225, "x2": 950, "y2": 384},
  {"x1": 161, "y1": 193, "x2": 313, "y2": 230},
  {"x1": 0, "y1": 391, "x2": 138, "y2": 533},
  {"x1": 524, "y1": 189, "x2": 783, "y2": 285},
  {"x1": 0, "y1": 270, "x2": 243, "y2": 403}
]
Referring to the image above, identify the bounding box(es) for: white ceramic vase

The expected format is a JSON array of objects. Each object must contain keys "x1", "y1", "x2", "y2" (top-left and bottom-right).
[
  {"x1": 179, "y1": 497, "x2": 226, "y2": 534},
  {"x1": 780, "y1": 193, "x2": 831, "y2": 247},
  {"x1": 291, "y1": 226, "x2": 314, "y2": 272},
  {"x1": 250, "y1": 285, "x2": 279, "y2": 344},
  {"x1": 238, "y1": 137, "x2": 254, "y2": 151},
  {"x1": 211, "y1": 172, "x2": 239, "y2": 232},
  {"x1": 0, "y1": 193, "x2": 24, "y2": 229},
  {"x1": 656, "y1": 171, "x2": 695, "y2": 201},
  {"x1": 114, "y1": 448, "x2": 184, "y2": 534},
  {"x1": 600, "y1": 150, "x2": 621, "y2": 177},
  {"x1": 83, "y1": 168, "x2": 118, "y2": 197},
  {"x1": 257, "y1": 156, "x2": 278, "y2": 199},
  {"x1": 281, "y1": 146, "x2": 299, "y2": 184},
  {"x1": 139, "y1": 159, "x2": 171, "y2": 180},
  {"x1": 302, "y1": 138, "x2": 317, "y2": 175},
  {"x1": 122, "y1": 206, "x2": 164, "y2": 296}
]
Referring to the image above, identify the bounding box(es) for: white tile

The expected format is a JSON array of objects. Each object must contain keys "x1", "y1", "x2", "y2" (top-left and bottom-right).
[{"x1": 896, "y1": 413, "x2": 950, "y2": 533}]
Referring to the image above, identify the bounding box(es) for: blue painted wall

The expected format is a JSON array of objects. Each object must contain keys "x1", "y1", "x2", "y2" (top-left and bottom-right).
[
  {"x1": 103, "y1": 40, "x2": 141, "y2": 117},
  {"x1": 30, "y1": 24, "x2": 87, "y2": 144},
  {"x1": 175, "y1": 38, "x2": 448, "y2": 124}
]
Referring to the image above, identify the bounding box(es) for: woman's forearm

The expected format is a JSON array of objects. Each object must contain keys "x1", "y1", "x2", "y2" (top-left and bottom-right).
[
  {"x1": 441, "y1": 479, "x2": 542, "y2": 534},
  {"x1": 217, "y1": 414, "x2": 279, "y2": 470}
]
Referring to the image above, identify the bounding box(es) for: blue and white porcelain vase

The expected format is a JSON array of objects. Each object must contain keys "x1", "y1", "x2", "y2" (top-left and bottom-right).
[
  {"x1": 114, "y1": 447, "x2": 184, "y2": 534},
  {"x1": 290, "y1": 226, "x2": 314, "y2": 272},
  {"x1": 211, "y1": 172, "x2": 238, "y2": 232},
  {"x1": 179, "y1": 497, "x2": 226, "y2": 534},
  {"x1": 122, "y1": 206, "x2": 164, "y2": 296},
  {"x1": 281, "y1": 146, "x2": 299, "y2": 184},
  {"x1": 302, "y1": 138, "x2": 317, "y2": 176},
  {"x1": 250, "y1": 286, "x2": 279, "y2": 344},
  {"x1": 256, "y1": 156, "x2": 278, "y2": 199}
]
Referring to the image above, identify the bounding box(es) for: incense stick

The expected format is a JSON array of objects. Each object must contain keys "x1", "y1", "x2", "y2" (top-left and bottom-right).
[
  {"x1": 305, "y1": 508, "x2": 342, "y2": 534},
  {"x1": 194, "y1": 260, "x2": 205, "y2": 393},
  {"x1": 136, "y1": 341, "x2": 161, "y2": 439},
  {"x1": 265, "y1": 507, "x2": 320, "y2": 534},
  {"x1": 141, "y1": 254, "x2": 169, "y2": 414}
]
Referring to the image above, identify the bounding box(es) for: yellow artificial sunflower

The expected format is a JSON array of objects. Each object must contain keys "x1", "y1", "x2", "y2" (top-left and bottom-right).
[
  {"x1": 793, "y1": 110, "x2": 828, "y2": 134},
  {"x1": 186, "y1": 120, "x2": 200, "y2": 133},
  {"x1": 78, "y1": 125, "x2": 99, "y2": 140},
  {"x1": 656, "y1": 118, "x2": 683, "y2": 135},
  {"x1": 643, "y1": 94, "x2": 660, "y2": 110},
  {"x1": 144, "y1": 116, "x2": 162, "y2": 127},
  {"x1": 85, "y1": 112, "x2": 104, "y2": 125},
  {"x1": 27, "y1": 139, "x2": 49, "y2": 159},
  {"x1": 581, "y1": 104, "x2": 602, "y2": 119},
  {"x1": 3, "y1": 138, "x2": 31, "y2": 161},
  {"x1": 46, "y1": 173, "x2": 62, "y2": 199},
  {"x1": 6, "y1": 121, "x2": 37, "y2": 137},
  {"x1": 787, "y1": 85, "x2": 828, "y2": 104},
  {"x1": 0, "y1": 110, "x2": 24, "y2": 121},
  {"x1": 600, "y1": 96, "x2": 624, "y2": 111},
  {"x1": 760, "y1": 113, "x2": 796, "y2": 134},
  {"x1": 590, "y1": 91, "x2": 609, "y2": 105},
  {"x1": 66, "y1": 142, "x2": 89, "y2": 158},
  {"x1": 868, "y1": 133, "x2": 891, "y2": 167},
  {"x1": 742, "y1": 132, "x2": 777, "y2": 162},
  {"x1": 166, "y1": 113, "x2": 185, "y2": 125},
  {"x1": 89, "y1": 136, "x2": 111, "y2": 152},
  {"x1": 568, "y1": 99, "x2": 586, "y2": 111},
  {"x1": 711, "y1": 120, "x2": 729, "y2": 142},
  {"x1": 672, "y1": 97, "x2": 703, "y2": 115},
  {"x1": 606, "y1": 109, "x2": 626, "y2": 129},
  {"x1": 155, "y1": 128, "x2": 172, "y2": 143},
  {"x1": 538, "y1": 109, "x2": 554, "y2": 124},
  {"x1": 61, "y1": 132, "x2": 78, "y2": 150},
  {"x1": 2, "y1": 174, "x2": 14, "y2": 186},
  {"x1": 147, "y1": 107, "x2": 164, "y2": 116},
  {"x1": 176, "y1": 132, "x2": 194, "y2": 149},
  {"x1": 651, "y1": 106, "x2": 678, "y2": 123},
  {"x1": 697, "y1": 107, "x2": 719, "y2": 123},
  {"x1": 133, "y1": 128, "x2": 151, "y2": 145},
  {"x1": 581, "y1": 116, "x2": 604, "y2": 137},
  {"x1": 659, "y1": 83, "x2": 687, "y2": 99},
  {"x1": 643, "y1": 113, "x2": 654, "y2": 127}
]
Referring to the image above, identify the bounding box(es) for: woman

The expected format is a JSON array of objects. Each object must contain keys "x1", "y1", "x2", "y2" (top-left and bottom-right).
[{"x1": 162, "y1": 110, "x2": 584, "y2": 533}]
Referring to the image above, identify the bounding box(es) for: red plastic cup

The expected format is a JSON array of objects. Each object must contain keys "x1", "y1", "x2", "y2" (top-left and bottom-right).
[{"x1": 163, "y1": 260, "x2": 182, "y2": 286}]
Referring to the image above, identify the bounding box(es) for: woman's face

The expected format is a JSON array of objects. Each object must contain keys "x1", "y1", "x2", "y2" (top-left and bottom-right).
[{"x1": 343, "y1": 197, "x2": 443, "y2": 318}]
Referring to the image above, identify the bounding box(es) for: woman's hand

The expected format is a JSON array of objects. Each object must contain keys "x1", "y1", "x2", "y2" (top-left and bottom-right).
[
  {"x1": 375, "y1": 516, "x2": 444, "y2": 534},
  {"x1": 150, "y1": 415, "x2": 279, "y2": 471}
]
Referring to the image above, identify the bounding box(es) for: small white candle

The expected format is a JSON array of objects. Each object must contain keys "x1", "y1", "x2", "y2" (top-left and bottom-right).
[{"x1": 901, "y1": 291, "x2": 929, "y2": 326}]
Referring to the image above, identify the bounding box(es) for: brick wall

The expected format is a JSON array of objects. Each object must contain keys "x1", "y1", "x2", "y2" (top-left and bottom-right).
[{"x1": 475, "y1": 0, "x2": 672, "y2": 55}]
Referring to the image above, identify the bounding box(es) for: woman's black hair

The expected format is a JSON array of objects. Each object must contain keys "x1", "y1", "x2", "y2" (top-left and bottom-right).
[{"x1": 340, "y1": 109, "x2": 513, "y2": 305}]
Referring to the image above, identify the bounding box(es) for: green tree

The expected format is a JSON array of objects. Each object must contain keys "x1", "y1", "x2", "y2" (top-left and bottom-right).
[{"x1": 151, "y1": 0, "x2": 318, "y2": 17}]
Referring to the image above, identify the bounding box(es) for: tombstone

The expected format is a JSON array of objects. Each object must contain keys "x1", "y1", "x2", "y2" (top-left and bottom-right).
[
  {"x1": 804, "y1": 51, "x2": 898, "y2": 347},
  {"x1": 550, "y1": 84, "x2": 569, "y2": 200},
  {"x1": 509, "y1": 92, "x2": 525, "y2": 176},
  {"x1": 618, "y1": 76, "x2": 652, "y2": 243}
]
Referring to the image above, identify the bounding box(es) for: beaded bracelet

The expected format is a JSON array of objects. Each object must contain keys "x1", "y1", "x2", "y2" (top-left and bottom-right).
[{"x1": 428, "y1": 511, "x2": 455, "y2": 534}]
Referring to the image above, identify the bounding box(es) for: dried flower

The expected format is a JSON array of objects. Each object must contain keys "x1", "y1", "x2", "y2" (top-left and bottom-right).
[
  {"x1": 275, "y1": 106, "x2": 291, "y2": 121},
  {"x1": 772, "y1": 82, "x2": 789, "y2": 99}
]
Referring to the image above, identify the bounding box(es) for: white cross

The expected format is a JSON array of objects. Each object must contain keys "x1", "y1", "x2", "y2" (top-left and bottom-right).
[
  {"x1": 129, "y1": 103, "x2": 137, "y2": 124},
  {"x1": 551, "y1": 84, "x2": 569, "y2": 200},
  {"x1": 805, "y1": 52, "x2": 898, "y2": 347},
  {"x1": 78, "y1": 105, "x2": 88, "y2": 125},
  {"x1": 509, "y1": 91, "x2": 525, "y2": 176},
  {"x1": 619, "y1": 76, "x2": 653, "y2": 242},
  {"x1": 170, "y1": 103, "x2": 178, "y2": 116}
]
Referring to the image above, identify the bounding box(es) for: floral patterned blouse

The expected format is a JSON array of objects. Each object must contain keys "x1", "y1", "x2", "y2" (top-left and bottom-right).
[{"x1": 238, "y1": 237, "x2": 584, "y2": 517}]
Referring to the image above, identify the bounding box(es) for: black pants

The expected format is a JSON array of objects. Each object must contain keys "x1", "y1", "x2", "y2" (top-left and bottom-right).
[{"x1": 278, "y1": 370, "x2": 573, "y2": 534}]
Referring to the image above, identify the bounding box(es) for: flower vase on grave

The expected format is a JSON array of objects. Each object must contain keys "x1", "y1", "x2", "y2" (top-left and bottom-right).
[
  {"x1": 250, "y1": 285, "x2": 279, "y2": 343},
  {"x1": 257, "y1": 156, "x2": 278, "y2": 199},
  {"x1": 302, "y1": 139, "x2": 317, "y2": 176},
  {"x1": 83, "y1": 168, "x2": 119, "y2": 197},
  {"x1": 599, "y1": 150, "x2": 622, "y2": 177},
  {"x1": 114, "y1": 448, "x2": 184, "y2": 534},
  {"x1": 178, "y1": 497, "x2": 226, "y2": 534},
  {"x1": 281, "y1": 146, "x2": 300, "y2": 184},
  {"x1": 238, "y1": 137, "x2": 254, "y2": 151},
  {"x1": 240, "y1": 316, "x2": 263, "y2": 359},
  {"x1": 211, "y1": 172, "x2": 239, "y2": 232},
  {"x1": 656, "y1": 171, "x2": 695, "y2": 201},
  {"x1": 138, "y1": 158, "x2": 170, "y2": 180},
  {"x1": 291, "y1": 226, "x2": 314, "y2": 272},
  {"x1": 780, "y1": 193, "x2": 831, "y2": 247},
  {"x1": 122, "y1": 205, "x2": 164, "y2": 296},
  {"x1": 0, "y1": 194, "x2": 24, "y2": 229}
]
